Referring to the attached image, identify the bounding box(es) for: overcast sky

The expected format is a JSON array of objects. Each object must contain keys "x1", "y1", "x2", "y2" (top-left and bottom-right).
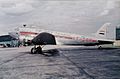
[{"x1": 0, "y1": 0, "x2": 120, "y2": 39}]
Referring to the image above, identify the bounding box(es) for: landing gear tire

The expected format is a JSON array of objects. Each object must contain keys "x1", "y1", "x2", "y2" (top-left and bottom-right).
[
  {"x1": 36, "y1": 46, "x2": 42, "y2": 54},
  {"x1": 98, "y1": 46, "x2": 102, "y2": 49},
  {"x1": 31, "y1": 47, "x2": 37, "y2": 54},
  {"x1": 30, "y1": 46, "x2": 43, "y2": 54}
]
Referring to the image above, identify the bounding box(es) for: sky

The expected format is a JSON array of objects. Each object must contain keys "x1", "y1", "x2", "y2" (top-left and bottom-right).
[{"x1": 0, "y1": 0, "x2": 120, "y2": 39}]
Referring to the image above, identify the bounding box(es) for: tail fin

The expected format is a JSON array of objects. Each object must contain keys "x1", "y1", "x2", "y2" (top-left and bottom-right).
[{"x1": 96, "y1": 23, "x2": 111, "y2": 37}]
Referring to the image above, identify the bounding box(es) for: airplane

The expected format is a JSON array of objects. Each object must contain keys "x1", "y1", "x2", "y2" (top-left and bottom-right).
[{"x1": 30, "y1": 23, "x2": 114, "y2": 54}]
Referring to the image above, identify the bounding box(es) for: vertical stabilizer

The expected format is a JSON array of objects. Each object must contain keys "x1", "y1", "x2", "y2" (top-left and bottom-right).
[{"x1": 96, "y1": 23, "x2": 111, "y2": 37}]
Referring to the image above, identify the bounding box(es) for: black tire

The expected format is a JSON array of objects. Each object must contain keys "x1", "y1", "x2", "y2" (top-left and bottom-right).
[
  {"x1": 31, "y1": 48, "x2": 37, "y2": 54},
  {"x1": 98, "y1": 46, "x2": 102, "y2": 49},
  {"x1": 36, "y1": 47, "x2": 42, "y2": 54}
]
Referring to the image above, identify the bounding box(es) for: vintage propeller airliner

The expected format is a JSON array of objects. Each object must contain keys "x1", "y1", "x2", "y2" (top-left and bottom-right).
[{"x1": 30, "y1": 23, "x2": 114, "y2": 54}]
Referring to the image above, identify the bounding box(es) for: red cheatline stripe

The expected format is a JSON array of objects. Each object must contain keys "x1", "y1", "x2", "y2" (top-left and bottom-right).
[
  {"x1": 20, "y1": 32, "x2": 38, "y2": 35},
  {"x1": 55, "y1": 35, "x2": 97, "y2": 42}
]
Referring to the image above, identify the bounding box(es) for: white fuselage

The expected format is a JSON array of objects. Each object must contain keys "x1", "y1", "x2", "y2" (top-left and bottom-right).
[
  {"x1": 50, "y1": 31, "x2": 98, "y2": 45},
  {"x1": 17, "y1": 27, "x2": 113, "y2": 46}
]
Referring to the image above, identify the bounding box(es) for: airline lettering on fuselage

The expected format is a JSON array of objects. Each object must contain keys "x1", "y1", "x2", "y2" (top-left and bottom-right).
[{"x1": 55, "y1": 35, "x2": 97, "y2": 42}]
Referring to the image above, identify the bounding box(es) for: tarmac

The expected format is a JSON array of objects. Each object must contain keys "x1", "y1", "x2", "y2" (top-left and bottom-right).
[{"x1": 0, "y1": 46, "x2": 120, "y2": 79}]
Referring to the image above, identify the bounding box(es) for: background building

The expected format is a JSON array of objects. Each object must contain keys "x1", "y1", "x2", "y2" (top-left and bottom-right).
[
  {"x1": 114, "y1": 25, "x2": 120, "y2": 47},
  {"x1": 116, "y1": 26, "x2": 120, "y2": 40},
  {"x1": 0, "y1": 35, "x2": 19, "y2": 47}
]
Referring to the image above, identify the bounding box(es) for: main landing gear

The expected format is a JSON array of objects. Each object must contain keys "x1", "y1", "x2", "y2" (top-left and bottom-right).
[
  {"x1": 98, "y1": 46, "x2": 102, "y2": 49},
  {"x1": 31, "y1": 45, "x2": 44, "y2": 54}
]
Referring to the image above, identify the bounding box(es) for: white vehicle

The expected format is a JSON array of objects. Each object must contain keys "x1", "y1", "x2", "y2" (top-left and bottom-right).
[{"x1": 31, "y1": 23, "x2": 114, "y2": 54}]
